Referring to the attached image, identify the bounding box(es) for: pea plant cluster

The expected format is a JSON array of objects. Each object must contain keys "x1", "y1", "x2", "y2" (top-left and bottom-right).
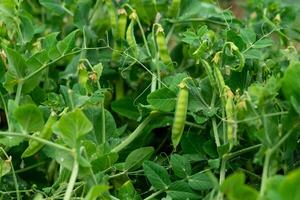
[{"x1": 0, "y1": 0, "x2": 300, "y2": 199}]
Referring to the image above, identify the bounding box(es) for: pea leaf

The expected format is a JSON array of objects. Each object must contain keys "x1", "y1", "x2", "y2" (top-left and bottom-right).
[
  {"x1": 252, "y1": 38, "x2": 274, "y2": 49},
  {"x1": 240, "y1": 28, "x2": 256, "y2": 45},
  {"x1": 84, "y1": 185, "x2": 110, "y2": 200},
  {"x1": 188, "y1": 171, "x2": 214, "y2": 191},
  {"x1": 170, "y1": 154, "x2": 191, "y2": 178},
  {"x1": 14, "y1": 104, "x2": 44, "y2": 132},
  {"x1": 143, "y1": 160, "x2": 171, "y2": 190},
  {"x1": 54, "y1": 109, "x2": 93, "y2": 147},
  {"x1": 167, "y1": 181, "x2": 200, "y2": 200},
  {"x1": 125, "y1": 146, "x2": 154, "y2": 171},
  {"x1": 117, "y1": 181, "x2": 142, "y2": 200},
  {"x1": 278, "y1": 168, "x2": 300, "y2": 200},
  {"x1": 111, "y1": 98, "x2": 140, "y2": 120},
  {"x1": 147, "y1": 87, "x2": 177, "y2": 112}
]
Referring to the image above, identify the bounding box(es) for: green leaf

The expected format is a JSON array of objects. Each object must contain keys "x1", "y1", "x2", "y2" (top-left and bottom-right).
[
  {"x1": 43, "y1": 145, "x2": 74, "y2": 170},
  {"x1": 39, "y1": 0, "x2": 69, "y2": 15},
  {"x1": 111, "y1": 98, "x2": 140, "y2": 120},
  {"x1": 252, "y1": 38, "x2": 273, "y2": 49},
  {"x1": 221, "y1": 172, "x2": 259, "y2": 200},
  {"x1": 240, "y1": 28, "x2": 256, "y2": 45},
  {"x1": 188, "y1": 171, "x2": 213, "y2": 191},
  {"x1": 0, "y1": 159, "x2": 11, "y2": 177},
  {"x1": 143, "y1": 160, "x2": 171, "y2": 190},
  {"x1": 91, "y1": 152, "x2": 118, "y2": 172},
  {"x1": 170, "y1": 154, "x2": 191, "y2": 178},
  {"x1": 117, "y1": 181, "x2": 142, "y2": 200},
  {"x1": 84, "y1": 185, "x2": 110, "y2": 200},
  {"x1": 48, "y1": 30, "x2": 78, "y2": 60},
  {"x1": 14, "y1": 104, "x2": 44, "y2": 132},
  {"x1": 125, "y1": 146, "x2": 154, "y2": 171},
  {"x1": 282, "y1": 63, "x2": 300, "y2": 107},
  {"x1": 167, "y1": 180, "x2": 200, "y2": 200},
  {"x1": 244, "y1": 49, "x2": 262, "y2": 60},
  {"x1": 54, "y1": 109, "x2": 93, "y2": 147},
  {"x1": 147, "y1": 87, "x2": 177, "y2": 112},
  {"x1": 278, "y1": 168, "x2": 300, "y2": 200}
]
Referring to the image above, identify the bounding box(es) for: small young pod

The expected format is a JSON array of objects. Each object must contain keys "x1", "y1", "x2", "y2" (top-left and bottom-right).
[
  {"x1": 172, "y1": 80, "x2": 189, "y2": 150},
  {"x1": 22, "y1": 112, "x2": 57, "y2": 158},
  {"x1": 156, "y1": 25, "x2": 173, "y2": 68}
]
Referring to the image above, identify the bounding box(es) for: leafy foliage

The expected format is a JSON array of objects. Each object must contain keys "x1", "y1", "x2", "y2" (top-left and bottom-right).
[{"x1": 0, "y1": 0, "x2": 300, "y2": 199}]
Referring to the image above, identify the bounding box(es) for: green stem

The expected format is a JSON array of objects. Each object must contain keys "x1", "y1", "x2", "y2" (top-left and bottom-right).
[
  {"x1": 15, "y1": 81, "x2": 23, "y2": 105},
  {"x1": 63, "y1": 154, "x2": 79, "y2": 200},
  {"x1": 168, "y1": 18, "x2": 227, "y2": 26},
  {"x1": 260, "y1": 149, "x2": 271, "y2": 197},
  {"x1": 224, "y1": 144, "x2": 262, "y2": 161},
  {"x1": 0, "y1": 90, "x2": 9, "y2": 130},
  {"x1": 101, "y1": 101, "x2": 106, "y2": 144},
  {"x1": 144, "y1": 190, "x2": 164, "y2": 200},
  {"x1": 212, "y1": 117, "x2": 221, "y2": 147},
  {"x1": 111, "y1": 112, "x2": 158, "y2": 152},
  {"x1": 0, "y1": 148, "x2": 20, "y2": 200},
  {"x1": 217, "y1": 159, "x2": 227, "y2": 200},
  {"x1": 0, "y1": 131, "x2": 72, "y2": 153}
]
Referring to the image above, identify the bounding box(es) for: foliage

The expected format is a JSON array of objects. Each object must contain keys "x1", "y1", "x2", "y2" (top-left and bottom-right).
[{"x1": 0, "y1": 0, "x2": 300, "y2": 199}]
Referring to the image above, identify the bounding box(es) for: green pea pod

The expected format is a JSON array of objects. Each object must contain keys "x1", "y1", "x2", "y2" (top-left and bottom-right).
[
  {"x1": 225, "y1": 86, "x2": 237, "y2": 149},
  {"x1": 172, "y1": 80, "x2": 189, "y2": 150},
  {"x1": 117, "y1": 8, "x2": 128, "y2": 40},
  {"x1": 105, "y1": 0, "x2": 117, "y2": 35},
  {"x1": 21, "y1": 112, "x2": 57, "y2": 158},
  {"x1": 168, "y1": 0, "x2": 181, "y2": 18},
  {"x1": 112, "y1": 8, "x2": 128, "y2": 62},
  {"x1": 156, "y1": 25, "x2": 173, "y2": 69},
  {"x1": 126, "y1": 12, "x2": 138, "y2": 57}
]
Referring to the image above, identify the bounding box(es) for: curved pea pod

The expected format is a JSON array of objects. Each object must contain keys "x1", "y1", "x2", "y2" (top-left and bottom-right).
[
  {"x1": 172, "y1": 80, "x2": 189, "y2": 150},
  {"x1": 126, "y1": 12, "x2": 138, "y2": 57},
  {"x1": 21, "y1": 112, "x2": 57, "y2": 158},
  {"x1": 168, "y1": 0, "x2": 181, "y2": 18},
  {"x1": 156, "y1": 25, "x2": 173, "y2": 69}
]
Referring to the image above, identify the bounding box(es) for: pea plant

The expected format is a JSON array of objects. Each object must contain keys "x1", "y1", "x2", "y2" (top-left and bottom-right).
[{"x1": 1, "y1": 0, "x2": 300, "y2": 199}]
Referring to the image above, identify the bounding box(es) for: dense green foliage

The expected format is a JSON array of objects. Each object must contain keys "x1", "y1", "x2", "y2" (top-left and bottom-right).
[{"x1": 1, "y1": 0, "x2": 300, "y2": 199}]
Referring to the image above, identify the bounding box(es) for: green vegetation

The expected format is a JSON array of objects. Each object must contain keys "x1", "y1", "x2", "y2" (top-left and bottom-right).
[{"x1": 1, "y1": 0, "x2": 300, "y2": 199}]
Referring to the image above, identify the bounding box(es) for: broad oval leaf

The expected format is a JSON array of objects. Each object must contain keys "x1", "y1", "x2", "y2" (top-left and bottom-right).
[
  {"x1": 125, "y1": 146, "x2": 154, "y2": 171},
  {"x1": 143, "y1": 160, "x2": 171, "y2": 190},
  {"x1": 147, "y1": 87, "x2": 177, "y2": 112}
]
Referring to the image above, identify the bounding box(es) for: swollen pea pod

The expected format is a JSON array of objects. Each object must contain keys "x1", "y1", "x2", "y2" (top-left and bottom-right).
[
  {"x1": 21, "y1": 112, "x2": 57, "y2": 158},
  {"x1": 172, "y1": 78, "x2": 190, "y2": 150},
  {"x1": 168, "y1": 0, "x2": 181, "y2": 18},
  {"x1": 214, "y1": 65, "x2": 226, "y2": 101},
  {"x1": 117, "y1": 8, "x2": 128, "y2": 40},
  {"x1": 126, "y1": 12, "x2": 138, "y2": 57},
  {"x1": 156, "y1": 25, "x2": 173, "y2": 69},
  {"x1": 224, "y1": 86, "x2": 237, "y2": 149},
  {"x1": 112, "y1": 8, "x2": 128, "y2": 62},
  {"x1": 105, "y1": 0, "x2": 117, "y2": 36}
]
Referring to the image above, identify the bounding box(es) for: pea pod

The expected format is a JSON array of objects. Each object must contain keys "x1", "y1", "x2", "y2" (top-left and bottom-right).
[
  {"x1": 21, "y1": 112, "x2": 57, "y2": 158},
  {"x1": 168, "y1": 0, "x2": 181, "y2": 18},
  {"x1": 225, "y1": 86, "x2": 237, "y2": 149},
  {"x1": 126, "y1": 12, "x2": 138, "y2": 57},
  {"x1": 105, "y1": 0, "x2": 117, "y2": 36},
  {"x1": 156, "y1": 25, "x2": 173, "y2": 69},
  {"x1": 172, "y1": 79, "x2": 189, "y2": 150}
]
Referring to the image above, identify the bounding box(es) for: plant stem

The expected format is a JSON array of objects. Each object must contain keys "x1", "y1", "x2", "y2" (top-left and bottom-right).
[
  {"x1": 111, "y1": 112, "x2": 157, "y2": 152},
  {"x1": 101, "y1": 101, "x2": 106, "y2": 144},
  {"x1": 212, "y1": 117, "x2": 221, "y2": 147},
  {"x1": 0, "y1": 131, "x2": 72, "y2": 153},
  {"x1": 0, "y1": 147, "x2": 21, "y2": 200},
  {"x1": 15, "y1": 81, "x2": 23, "y2": 105},
  {"x1": 260, "y1": 149, "x2": 271, "y2": 197},
  {"x1": 144, "y1": 190, "x2": 164, "y2": 200},
  {"x1": 224, "y1": 144, "x2": 262, "y2": 161},
  {"x1": 217, "y1": 158, "x2": 226, "y2": 200},
  {"x1": 63, "y1": 154, "x2": 79, "y2": 200}
]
